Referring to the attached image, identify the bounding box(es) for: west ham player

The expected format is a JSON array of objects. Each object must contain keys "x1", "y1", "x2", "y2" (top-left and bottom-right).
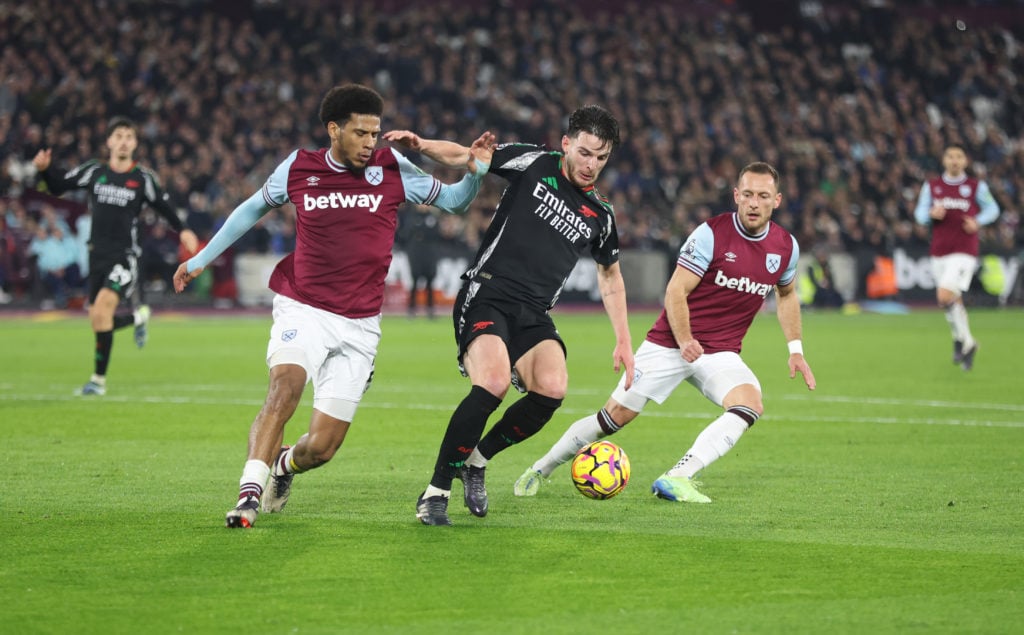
[
  {"x1": 172, "y1": 84, "x2": 495, "y2": 528},
  {"x1": 515, "y1": 162, "x2": 816, "y2": 504},
  {"x1": 386, "y1": 105, "x2": 635, "y2": 526},
  {"x1": 913, "y1": 145, "x2": 1000, "y2": 371},
  {"x1": 33, "y1": 117, "x2": 198, "y2": 396}
]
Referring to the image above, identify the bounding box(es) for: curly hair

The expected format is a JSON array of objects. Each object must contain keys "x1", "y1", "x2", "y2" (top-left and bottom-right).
[{"x1": 319, "y1": 84, "x2": 384, "y2": 127}]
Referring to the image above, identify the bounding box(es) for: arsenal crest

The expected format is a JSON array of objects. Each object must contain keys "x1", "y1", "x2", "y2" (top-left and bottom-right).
[
  {"x1": 766, "y1": 253, "x2": 781, "y2": 273},
  {"x1": 365, "y1": 166, "x2": 383, "y2": 186}
]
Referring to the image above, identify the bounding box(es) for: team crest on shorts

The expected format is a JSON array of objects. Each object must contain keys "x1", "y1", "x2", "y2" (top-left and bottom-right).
[
  {"x1": 765, "y1": 253, "x2": 781, "y2": 274},
  {"x1": 632, "y1": 368, "x2": 643, "y2": 385},
  {"x1": 282, "y1": 329, "x2": 298, "y2": 342},
  {"x1": 365, "y1": 166, "x2": 383, "y2": 186}
]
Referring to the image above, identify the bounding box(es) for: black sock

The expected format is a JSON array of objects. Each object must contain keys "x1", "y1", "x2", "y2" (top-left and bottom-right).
[
  {"x1": 95, "y1": 330, "x2": 114, "y2": 376},
  {"x1": 477, "y1": 391, "x2": 563, "y2": 460},
  {"x1": 430, "y1": 385, "x2": 502, "y2": 490},
  {"x1": 113, "y1": 313, "x2": 134, "y2": 330}
]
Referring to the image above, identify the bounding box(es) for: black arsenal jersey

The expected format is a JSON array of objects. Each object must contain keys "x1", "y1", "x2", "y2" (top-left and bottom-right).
[
  {"x1": 41, "y1": 160, "x2": 183, "y2": 261},
  {"x1": 464, "y1": 143, "x2": 619, "y2": 310}
]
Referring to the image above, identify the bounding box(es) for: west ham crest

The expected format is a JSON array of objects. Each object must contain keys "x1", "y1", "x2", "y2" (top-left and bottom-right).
[
  {"x1": 958, "y1": 184, "x2": 972, "y2": 197},
  {"x1": 766, "y1": 253, "x2": 781, "y2": 273},
  {"x1": 365, "y1": 166, "x2": 383, "y2": 186}
]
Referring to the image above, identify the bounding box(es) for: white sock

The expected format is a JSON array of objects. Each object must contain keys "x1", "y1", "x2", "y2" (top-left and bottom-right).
[
  {"x1": 424, "y1": 485, "x2": 450, "y2": 499},
  {"x1": 667, "y1": 412, "x2": 749, "y2": 478},
  {"x1": 533, "y1": 414, "x2": 605, "y2": 477},
  {"x1": 466, "y1": 447, "x2": 488, "y2": 469},
  {"x1": 239, "y1": 459, "x2": 271, "y2": 499},
  {"x1": 950, "y1": 302, "x2": 974, "y2": 347},
  {"x1": 90, "y1": 374, "x2": 106, "y2": 386},
  {"x1": 274, "y1": 446, "x2": 298, "y2": 476}
]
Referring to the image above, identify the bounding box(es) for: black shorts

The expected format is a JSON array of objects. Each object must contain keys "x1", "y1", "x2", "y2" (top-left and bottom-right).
[
  {"x1": 87, "y1": 252, "x2": 140, "y2": 304},
  {"x1": 452, "y1": 282, "x2": 566, "y2": 374}
]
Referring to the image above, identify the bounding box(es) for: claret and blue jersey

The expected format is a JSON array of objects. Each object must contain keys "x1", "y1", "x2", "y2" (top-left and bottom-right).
[{"x1": 647, "y1": 212, "x2": 800, "y2": 354}]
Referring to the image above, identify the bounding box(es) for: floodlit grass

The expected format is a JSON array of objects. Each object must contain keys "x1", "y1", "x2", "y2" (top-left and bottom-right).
[{"x1": 1, "y1": 306, "x2": 1022, "y2": 634}]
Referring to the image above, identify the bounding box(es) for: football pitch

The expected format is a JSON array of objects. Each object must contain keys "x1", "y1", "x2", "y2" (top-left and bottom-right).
[{"x1": 2, "y1": 307, "x2": 1022, "y2": 634}]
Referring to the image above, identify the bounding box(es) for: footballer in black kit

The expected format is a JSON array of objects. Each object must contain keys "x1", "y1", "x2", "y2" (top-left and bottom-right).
[
  {"x1": 42, "y1": 159, "x2": 186, "y2": 302},
  {"x1": 407, "y1": 104, "x2": 635, "y2": 526},
  {"x1": 34, "y1": 116, "x2": 197, "y2": 396}
]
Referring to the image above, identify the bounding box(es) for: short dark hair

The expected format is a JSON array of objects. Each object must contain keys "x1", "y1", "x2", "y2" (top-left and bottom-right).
[
  {"x1": 738, "y1": 161, "x2": 780, "y2": 190},
  {"x1": 567, "y1": 105, "x2": 620, "y2": 149},
  {"x1": 319, "y1": 84, "x2": 384, "y2": 127},
  {"x1": 106, "y1": 116, "x2": 136, "y2": 137}
]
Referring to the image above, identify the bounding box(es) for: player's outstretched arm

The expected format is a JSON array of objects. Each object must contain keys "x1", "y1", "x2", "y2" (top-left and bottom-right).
[
  {"x1": 384, "y1": 130, "x2": 474, "y2": 168},
  {"x1": 173, "y1": 191, "x2": 271, "y2": 292}
]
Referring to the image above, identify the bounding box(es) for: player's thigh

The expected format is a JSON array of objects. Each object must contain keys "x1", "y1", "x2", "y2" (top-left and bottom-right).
[
  {"x1": 931, "y1": 254, "x2": 976, "y2": 295},
  {"x1": 312, "y1": 310, "x2": 381, "y2": 421},
  {"x1": 266, "y1": 295, "x2": 331, "y2": 382},
  {"x1": 507, "y1": 309, "x2": 566, "y2": 395},
  {"x1": 611, "y1": 340, "x2": 691, "y2": 413},
  {"x1": 463, "y1": 334, "x2": 512, "y2": 380},
  {"x1": 90, "y1": 287, "x2": 120, "y2": 316},
  {"x1": 513, "y1": 339, "x2": 568, "y2": 397},
  {"x1": 688, "y1": 352, "x2": 760, "y2": 407}
]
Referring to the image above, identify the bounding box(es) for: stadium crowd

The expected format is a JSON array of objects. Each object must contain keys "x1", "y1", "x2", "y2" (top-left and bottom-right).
[{"x1": 1, "y1": 0, "x2": 1022, "y2": 307}]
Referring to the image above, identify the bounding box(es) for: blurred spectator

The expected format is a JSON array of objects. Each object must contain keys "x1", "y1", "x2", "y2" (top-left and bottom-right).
[
  {"x1": 398, "y1": 204, "x2": 443, "y2": 318},
  {"x1": 805, "y1": 246, "x2": 845, "y2": 309},
  {"x1": 28, "y1": 223, "x2": 82, "y2": 309},
  {"x1": 1, "y1": 0, "x2": 1021, "y2": 305}
]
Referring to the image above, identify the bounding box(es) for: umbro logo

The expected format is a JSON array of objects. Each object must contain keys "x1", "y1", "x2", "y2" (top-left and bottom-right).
[
  {"x1": 725, "y1": 252, "x2": 737, "y2": 262},
  {"x1": 306, "y1": 176, "x2": 320, "y2": 187}
]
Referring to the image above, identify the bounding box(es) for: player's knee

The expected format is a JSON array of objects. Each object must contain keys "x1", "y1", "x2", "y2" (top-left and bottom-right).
[
  {"x1": 476, "y1": 373, "x2": 511, "y2": 399},
  {"x1": 526, "y1": 370, "x2": 567, "y2": 400},
  {"x1": 603, "y1": 401, "x2": 639, "y2": 429}
]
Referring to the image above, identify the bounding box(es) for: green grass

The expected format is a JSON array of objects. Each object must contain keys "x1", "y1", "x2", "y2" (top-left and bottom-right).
[{"x1": 1, "y1": 306, "x2": 1022, "y2": 634}]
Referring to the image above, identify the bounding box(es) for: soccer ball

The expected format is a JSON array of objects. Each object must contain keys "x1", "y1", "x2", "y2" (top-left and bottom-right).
[{"x1": 570, "y1": 440, "x2": 630, "y2": 500}]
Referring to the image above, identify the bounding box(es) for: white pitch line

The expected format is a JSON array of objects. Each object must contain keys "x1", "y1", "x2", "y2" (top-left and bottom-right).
[
  {"x1": 779, "y1": 393, "x2": 1024, "y2": 413},
  {"x1": 2, "y1": 393, "x2": 1022, "y2": 428}
]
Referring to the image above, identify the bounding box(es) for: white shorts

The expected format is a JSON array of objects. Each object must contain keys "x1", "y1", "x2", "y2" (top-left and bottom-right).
[
  {"x1": 266, "y1": 294, "x2": 380, "y2": 421},
  {"x1": 610, "y1": 341, "x2": 760, "y2": 413},
  {"x1": 930, "y1": 253, "x2": 978, "y2": 295}
]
